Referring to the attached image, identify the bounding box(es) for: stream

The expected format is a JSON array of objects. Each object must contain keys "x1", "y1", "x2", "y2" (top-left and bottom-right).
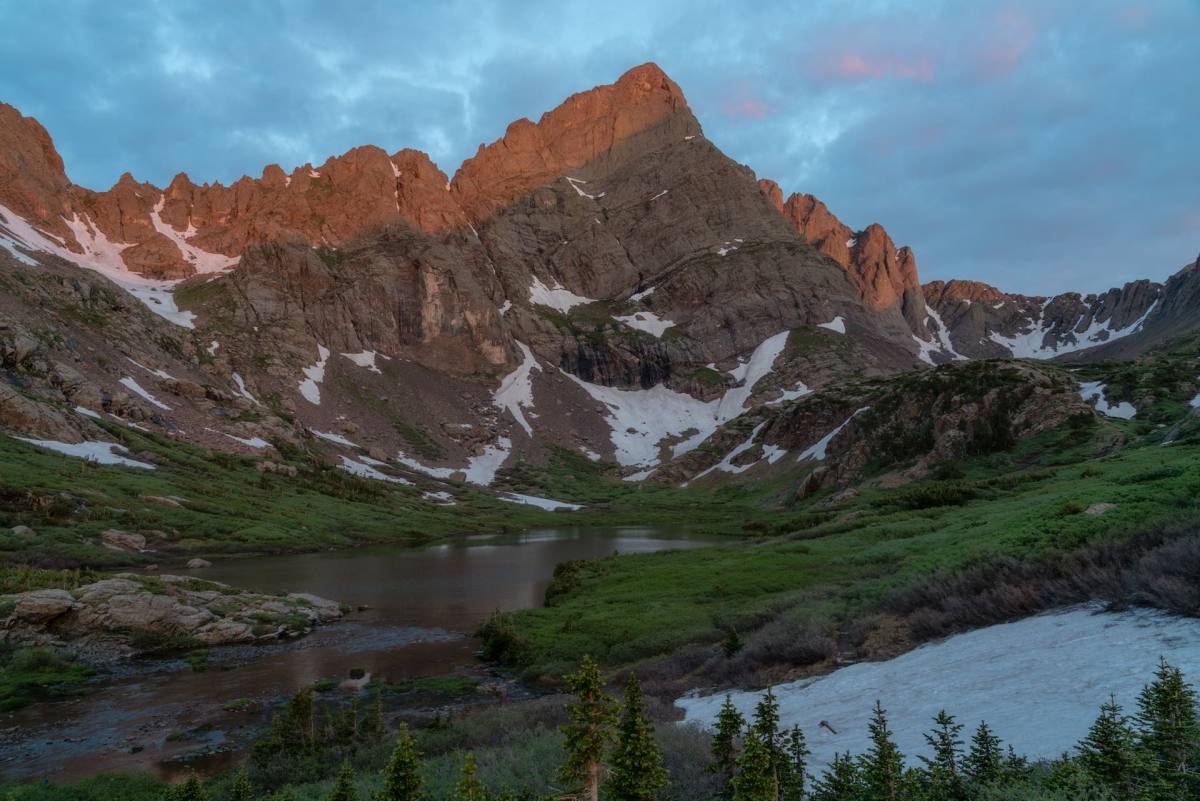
[{"x1": 2, "y1": 526, "x2": 718, "y2": 782}]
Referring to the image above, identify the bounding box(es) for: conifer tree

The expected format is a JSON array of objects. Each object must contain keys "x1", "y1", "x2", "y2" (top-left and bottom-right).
[
  {"x1": 324, "y1": 762, "x2": 357, "y2": 801},
  {"x1": 710, "y1": 694, "x2": 746, "y2": 797},
  {"x1": 752, "y1": 688, "x2": 788, "y2": 796},
  {"x1": 229, "y1": 768, "x2": 254, "y2": 801},
  {"x1": 1134, "y1": 658, "x2": 1200, "y2": 800},
  {"x1": 606, "y1": 675, "x2": 669, "y2": 801},
  {"x1": 1078, "y1": 695, "x2": 1140, "y2": 800},
  {"x1": 858, "y1": 701, "x2": 905, "y2": 801},
  {"x1": 378, "y1": 723, "x2": 424, "y2": 801},
  {"x1": 366, "y1": 686, "x2": 386, "y2": 740},
  {"x1": 732, "y1": 731, "x2": 777, "y2": 801},
  {"x1": 919, "y1": 710, "x2": 965, "y2": 801},
  {"x1": 266, "y1": 789, "x2": 297, "y2": 801},
  {"x1": 780, "y1": 726, "x2": 809, "y2": 801},
  {"x1": 558, "y1": 656, "x2": 618, "y2": 801},
  {"x1": 168, "y1": 772, "x2": 208, "y2": 801},
  {"x1": 963, "y1": 721, "x2": 1004, "y2": 788},
  {"x1": 1001, "y1": 745, "x2": 1029, "y2": 783},
  {"x1": 291, "y1": 688, "x2": 316, "y2": 749},
  {"x1": 455, "y1": 753, "x2": 488, "y2": 801},
  {"x1": 810, "y1": 752, "x2": 863, "y2": 801}
]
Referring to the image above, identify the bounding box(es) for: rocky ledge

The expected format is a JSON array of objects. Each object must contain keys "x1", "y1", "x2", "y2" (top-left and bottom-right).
[{"x1": 0, "y1": 574, "x2": 343, "y2": 660}]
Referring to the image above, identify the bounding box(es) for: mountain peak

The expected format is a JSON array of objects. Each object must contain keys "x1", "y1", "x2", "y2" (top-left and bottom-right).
[
  {"x1": 0, "y1": 102, "x2": 71, "y2": 229},
  {"x1": 450, "y1": 62, "x2": 698, "y2": 221}
]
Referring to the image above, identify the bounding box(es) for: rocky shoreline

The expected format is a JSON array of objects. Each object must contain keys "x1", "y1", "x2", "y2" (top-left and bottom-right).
[{"x1": 1, "y1": 573, "x2": 343, "y2": 663}]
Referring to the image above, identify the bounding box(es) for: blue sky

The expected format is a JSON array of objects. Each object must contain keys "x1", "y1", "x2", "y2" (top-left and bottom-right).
[{"x1": 1, "y1": 0, "x2": 1196, "y2": 295}]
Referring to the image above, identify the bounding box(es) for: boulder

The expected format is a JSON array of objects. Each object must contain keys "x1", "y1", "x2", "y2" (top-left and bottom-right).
[
  {"x1": 287, "y1": 592, "x2": 343, "y2": 623},
  {"x1": 101, "y1": 529, "x2": 147, "y2": 552},
  {"x1": 10, "y1": 524, "x2": 34, "y2": 537},
  {"x1": 6, "y1": 588, "x2": 79, "y2": 623},
  {"x1": 186, "y1": 558, "x2": 213, "y2": 569}
]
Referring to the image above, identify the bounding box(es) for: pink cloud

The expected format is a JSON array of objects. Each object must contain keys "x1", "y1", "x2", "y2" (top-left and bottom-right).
[
  {"x1": 973, "y1": 6, "x2": 1037, "y2": 79},
  {"x1": 826, "y1": 51, "x2": 935, "y2": 83},
  {"x1": 719, "y1": 82, "x2": 772, "y2": 120}
]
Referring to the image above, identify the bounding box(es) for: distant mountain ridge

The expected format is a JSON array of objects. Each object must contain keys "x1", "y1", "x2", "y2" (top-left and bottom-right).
[{"x1": 1, "y1": 63, "x2": 1196, "y2": 494}]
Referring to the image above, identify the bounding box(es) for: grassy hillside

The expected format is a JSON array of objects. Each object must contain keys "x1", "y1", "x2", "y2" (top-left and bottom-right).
[{"x1": 482, "y1": 413, "x2": 1200, "y2": 685}]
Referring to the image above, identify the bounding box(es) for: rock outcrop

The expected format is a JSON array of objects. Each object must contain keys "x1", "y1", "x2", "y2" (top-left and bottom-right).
[{"x1": 1, "y1": 574, "x2": 343, "y2": 658}]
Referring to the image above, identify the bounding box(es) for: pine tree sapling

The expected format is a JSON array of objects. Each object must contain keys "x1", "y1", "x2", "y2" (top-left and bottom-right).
[
  {"x1": 710, "y1": 694, "x2": 746, "y2": 797},
  {"x1": 781, "y1": 726, "x2": 810, "y2": 801},
  {"x1": 810, "y1": 752, "x2": 862, "y2": 801},
  {"x1": 920, "y1": 710, "x2": 965, "y2": 801},
  {"x1": 1078, "y1": 695, "x2": 1140, "y2": 800},
  {"x1": 732, "y1": 731, "x2": 777, "y2": 801},
  {"x1": 752, "y1": 688, "x2": 788, "y2": 795},
  {"x1": 455, "y1": 752, "x2": 488, "y2": 801},
  {"x1": 859, "y1": 701, "x2": 905, "y2": 801},
  {"x1": 1135, "y1": 657, "x2": 1200, "y2": 799},
  {"x1": 379, "y1": 723, "x2": 424, "y2": 801},
  {"x1": 964, "y1": 721, "x2": 1004, "y2": 788},
  {"x1": 558, "y1": 656, "x2": 618, "y2": 801},
  {"x1": 169, "y1": 772, "x2": 209, "y2": 801},
  {"x1": 229, "y1": 768, "x2": 254, "y2": 801},
  {"x1": 606, "y1": 674, "x2": 669, "y2": 801},
  {"x1": 324, "y1": 762, "x2": 357, "y2": 801}
]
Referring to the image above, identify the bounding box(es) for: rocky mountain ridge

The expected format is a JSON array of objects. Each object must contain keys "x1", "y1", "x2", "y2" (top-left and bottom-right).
[{"x1": 1, "y1": 63, "x2": 1196, "y2": 497}]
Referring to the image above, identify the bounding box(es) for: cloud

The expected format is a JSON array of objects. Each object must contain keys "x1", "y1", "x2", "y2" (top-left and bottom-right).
[{"x1": 0, "y1": 0, "x2": 1196, "y2": 295}]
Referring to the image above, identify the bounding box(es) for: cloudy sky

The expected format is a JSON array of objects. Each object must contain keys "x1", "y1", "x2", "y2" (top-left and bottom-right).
[{"x1": 1, "y1": 0, "x2": 1196, "y2": 294}]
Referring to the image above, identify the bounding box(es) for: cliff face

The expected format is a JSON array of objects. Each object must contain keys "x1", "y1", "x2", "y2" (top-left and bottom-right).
[{"x1": 0, "y1": 64, "x2": 1194, "y2": 491}]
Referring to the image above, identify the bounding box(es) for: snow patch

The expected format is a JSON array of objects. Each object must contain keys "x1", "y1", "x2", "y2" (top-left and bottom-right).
[
  {"x1": 14, "y1": 437, "x2": 154, "y2": 469},
  {"x1": 564, "y1": 176, "x2": 605, "y2": 200},
  {"x1": 797, "y1": 407, "x2": 870, "y2": 462},
  {"x1": 312, "y1": 430, "x2": 360, "y2": 448},
  {"x1": 677, "y1": 606, "x2": 1200, "y2": 772},
  {"x1": 206, "y1": 340, "x2": 220, "y2": 355},
  {"x1": 497, "y1": 492, "x2": 582, "y2": 511},
  {"x1": 688, "y1": 422, "x2": 767, "y2": 483},
  {"x1": 569, "y1": 331, "x2": 792, "y2": 468},
  {"x1": 231, "y1": 373, "x2": 259, "y2": 405},
  {"x1": 716, "y1": 241, "x2": 739, "y2": 256},
  {"x1": 423, "y1": 490, "x2": 455, "y2": 504},
  {"x1": 615, "y1": 311, "x2": 674, "y2": 338},
  {"x1": 624, "y1": 467, "x2": 657, "y2": 482},
  {"x1": 818, "y1": 316, "x2": 846, "y2": 334},
  {"x1": 770, "y1": 382, "x2": 812, "y2": 404},
  {"x1": 528, "y1": 276, "x2": 595, "y2": 313},
  {"x1": 338, "y1": 455, "x2": 412, "y2": 485},
  {"x1": 342, "y1": 350, "x2": 384, "y2": 374},
  {"x1": 630, "y1": 286, "x2": 656, "y2": 302},
  {"x1": 127, "y1": 358, "x2": 173, "y2": 380},
  {"x1": 499, "y1": 300, "x2": 513, "y2": 316},
  {"x1": 494, "y1": 341, "x2": 541, "y2": 436},
  {"x1": 220, "y1": 432, "x2": 269, "y2": 449},
  {"x1": 1078, "y1": 380, "x2": 1137, "y2": 419},
  {"x1": 298, "y1": 345, "x2": 331, "y2": 405},
  {"x1": 150, "y1": 197, "x2": 239, "y2": 274},
  {"x1": 989, "y1": 300, "x2": 1158, "y2": 359},
  {"x1": 396, "y1": 437, "x2": 513, "y2": 487},
  {"x1": 0, "y1": 204, "x2": 203, "y2": 328},
  {"x1": 119, "y1": 377, "x2": 170, "y2": 411},
  {"x1": 649, "y1": 190, "x2": 669, "y2": 202}
]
